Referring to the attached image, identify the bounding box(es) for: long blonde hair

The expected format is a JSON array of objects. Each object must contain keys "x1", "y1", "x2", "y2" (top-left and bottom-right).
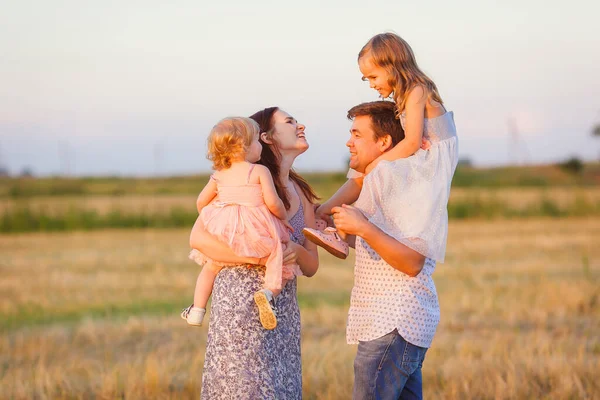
[
  {"x1": 358, "y1": 33, "x2": 443, "y2": 115},
  {"x1": 206, "y1": 117, "x2": 259, "y2": 170}
]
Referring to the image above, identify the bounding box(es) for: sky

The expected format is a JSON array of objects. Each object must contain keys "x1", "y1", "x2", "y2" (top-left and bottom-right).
[{"x1": 1, "y1": 0, "x2": 599, "y2": 176}]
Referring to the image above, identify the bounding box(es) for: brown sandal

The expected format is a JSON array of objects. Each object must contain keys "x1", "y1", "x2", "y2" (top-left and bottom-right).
[{"x1": 253, "y1": 290, "x2": 277, "y2": 330}]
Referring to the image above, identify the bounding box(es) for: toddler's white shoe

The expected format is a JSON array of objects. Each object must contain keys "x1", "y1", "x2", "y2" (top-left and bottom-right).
[{"x1": 181, "y1": 305, "x2": 206, "y2": 327}]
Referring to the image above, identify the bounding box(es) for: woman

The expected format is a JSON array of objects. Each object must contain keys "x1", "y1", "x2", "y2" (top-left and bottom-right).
[{"x1": 190, "y1": 107, "x2": 320, "y2": 399}]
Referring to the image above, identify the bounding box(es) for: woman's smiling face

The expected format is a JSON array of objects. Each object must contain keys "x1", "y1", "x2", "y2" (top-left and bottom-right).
[{"x1": 269, "y1": 109, "x2": 308, "y2": 153}]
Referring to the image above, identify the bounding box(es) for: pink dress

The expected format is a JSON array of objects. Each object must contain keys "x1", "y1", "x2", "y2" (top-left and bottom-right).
[{"x1": 190, "y1": 168, "x2": 300, "y2": 290}]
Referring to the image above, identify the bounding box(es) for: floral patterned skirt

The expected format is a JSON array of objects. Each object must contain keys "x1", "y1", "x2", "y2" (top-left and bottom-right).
[{"x1": 201, "y1": 265, "x2": 302, "y2": 399}]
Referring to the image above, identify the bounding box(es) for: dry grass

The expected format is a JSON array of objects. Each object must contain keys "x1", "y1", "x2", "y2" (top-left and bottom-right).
[
  {"x1": 1, "y1": 218, "x2": 599, "y2": 399},
  {"x1": 2, "y1": 188, "x2": 599, "y2": 234},
  {"x1": 0, "y1": 195, "x2": 194, "y2": 215},
  {"x1": 449, "y1": 187, "x2": 600, "y2": 209},
  {"x1": 3, "y1": 187, "x2": 600, "y2": 215}
]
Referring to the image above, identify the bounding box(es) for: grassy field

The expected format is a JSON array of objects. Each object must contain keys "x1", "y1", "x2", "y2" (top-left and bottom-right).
[
  {"x1": 2, "y1": 164, "x2": 600, "y2": 232},
  {"x1": 2, "y1": 187, "x2": 600, "y2": 233},
  {"x1": 1, "y1": 218, "x2": 599, "y2": 399},
  {"x1": 2, "y1": 162, "x2": 600, "y2": 199},
  {"x1": 3, "y1": 188, "x2": 600, "y2": 215}
]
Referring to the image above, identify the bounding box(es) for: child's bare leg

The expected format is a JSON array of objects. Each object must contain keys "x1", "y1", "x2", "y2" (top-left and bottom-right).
[
  {"x1": 182, "y1": 262, "x2": 222, "y2": 327},
  {"x1": 193, "y1": 262, "x2": 221, "y2": 308}
]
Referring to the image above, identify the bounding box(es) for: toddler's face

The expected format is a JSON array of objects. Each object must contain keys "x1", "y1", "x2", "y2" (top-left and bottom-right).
[
  {"x1": 359, "y1": 57, "x2": 393, "y2": 98},
  {"x1": 246, "y1": 131, "x2": 263, "y2": 163}
]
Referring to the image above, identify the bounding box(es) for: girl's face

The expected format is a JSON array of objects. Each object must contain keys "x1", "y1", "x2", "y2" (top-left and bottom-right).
[
  {"x1": 359, "y1": 56, "x2": 393, "y2": 98},
  {"x1": 268, "y1": 110, "x2": 308, "y2": 153},
  {"x1": 245, "y1": 131, "x2": 263, "y2": 163}
]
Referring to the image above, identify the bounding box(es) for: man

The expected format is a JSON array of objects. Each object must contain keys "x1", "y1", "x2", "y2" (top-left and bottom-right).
[{"x1": 332, "y1": 101, "x2": 439, "y2": 400}]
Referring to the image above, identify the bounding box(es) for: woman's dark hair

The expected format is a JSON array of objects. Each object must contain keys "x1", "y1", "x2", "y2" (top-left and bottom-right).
[{"x1": 249, "y1": 107, "x2": 320, "y2": 209}]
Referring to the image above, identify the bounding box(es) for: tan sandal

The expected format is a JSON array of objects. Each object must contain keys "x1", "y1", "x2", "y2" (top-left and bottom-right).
[{"x1": 253, "y1": 290, "x2": 277, "y2": 330}]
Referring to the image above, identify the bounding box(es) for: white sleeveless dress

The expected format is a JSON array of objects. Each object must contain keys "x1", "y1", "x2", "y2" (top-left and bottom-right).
[{"x1": 349, "y1": 111, "x2": 458, "y2": 262}]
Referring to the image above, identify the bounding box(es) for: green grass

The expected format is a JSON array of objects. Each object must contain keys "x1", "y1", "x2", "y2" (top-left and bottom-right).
[
  {"x1": 451, "y1": 162, "x2": 600, "y2": 187},
  {"x1": 1, "y1": 175, "x2": 209, "y2": 198},
  {"x1": 0, "y1": 206, "x2": 196, "y2": 233},
  {"x1": 1, "y1": 163, "x2": 599, "y2": 233},
  {"x1": 2, "y1": 162, "x2": 599, "y2": 198},
  {"x1": 0, "y1": 299, "x2": 190, "y2": 332},
  {"x1": 2, "y1": 196, "x2": 599, "y2": 233},
  {"x1": 2, "y1": 291, "x2": 351, "y2": 332},
  {"x1": 449, "y1": 195, "x2": 600, "y2": 219}
]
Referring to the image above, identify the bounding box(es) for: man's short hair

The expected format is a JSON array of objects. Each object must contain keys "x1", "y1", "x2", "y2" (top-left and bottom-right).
[{"x1": 347, "y1": 101, "x2": 405, "y2": 146}]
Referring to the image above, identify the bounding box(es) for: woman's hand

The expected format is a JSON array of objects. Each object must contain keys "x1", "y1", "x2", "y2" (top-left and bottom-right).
[
  {"x1": 331, "y1": 204, "x2": 370, "y2": 237},
  {"x1": 281, "y1": 238, "x2": 301, "y2": 265},
  {"x1": 281, "y1": 219, "x2": 294, "y2": 233},
  {"x1": 190, "y1": 217, "x2": 261, "y2": 266}
]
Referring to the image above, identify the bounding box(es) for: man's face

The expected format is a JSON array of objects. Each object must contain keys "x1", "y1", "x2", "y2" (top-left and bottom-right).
[{"x1": 346, "y1": 115, "x2": 387, "y2": 173}]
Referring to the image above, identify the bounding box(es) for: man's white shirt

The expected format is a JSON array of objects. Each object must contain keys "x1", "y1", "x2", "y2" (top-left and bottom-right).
[{"x1": 346, "y1": 161, "x2": 440, "y2": 348}]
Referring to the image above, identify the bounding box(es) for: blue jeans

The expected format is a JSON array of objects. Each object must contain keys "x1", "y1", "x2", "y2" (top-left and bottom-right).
[{"x1": 353, "y1": 330, "x2": 428, "y2": 400}]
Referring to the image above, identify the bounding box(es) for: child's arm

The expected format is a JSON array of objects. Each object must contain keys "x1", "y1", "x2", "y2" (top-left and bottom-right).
[
  {"x1": 196, "y1": 177, "x2": 218, "y2": 213},
  {"x1": 315, "y1": 177, "x2": 363, "y2": 219},
  {"x1": 255, "y1": 164, "x2": 288, "y2": 221},
  {"x1": 365, "y1": 86, "x2": 426, "y2": 173}
]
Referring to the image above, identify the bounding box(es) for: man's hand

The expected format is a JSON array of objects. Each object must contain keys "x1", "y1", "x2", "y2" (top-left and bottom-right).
[{"x1": 331, "y1": 204, "x2": 369, "y2": 237}]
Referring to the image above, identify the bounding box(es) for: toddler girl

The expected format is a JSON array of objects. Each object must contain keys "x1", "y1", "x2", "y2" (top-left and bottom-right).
[{"x1": 182, "y1": 117, "x2": 300, "y2": 330}]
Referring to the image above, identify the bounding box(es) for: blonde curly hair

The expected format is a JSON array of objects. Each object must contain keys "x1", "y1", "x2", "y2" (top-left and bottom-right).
[{"x1": 207, "y1": 117, "x2": 260, "y2": 170}]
